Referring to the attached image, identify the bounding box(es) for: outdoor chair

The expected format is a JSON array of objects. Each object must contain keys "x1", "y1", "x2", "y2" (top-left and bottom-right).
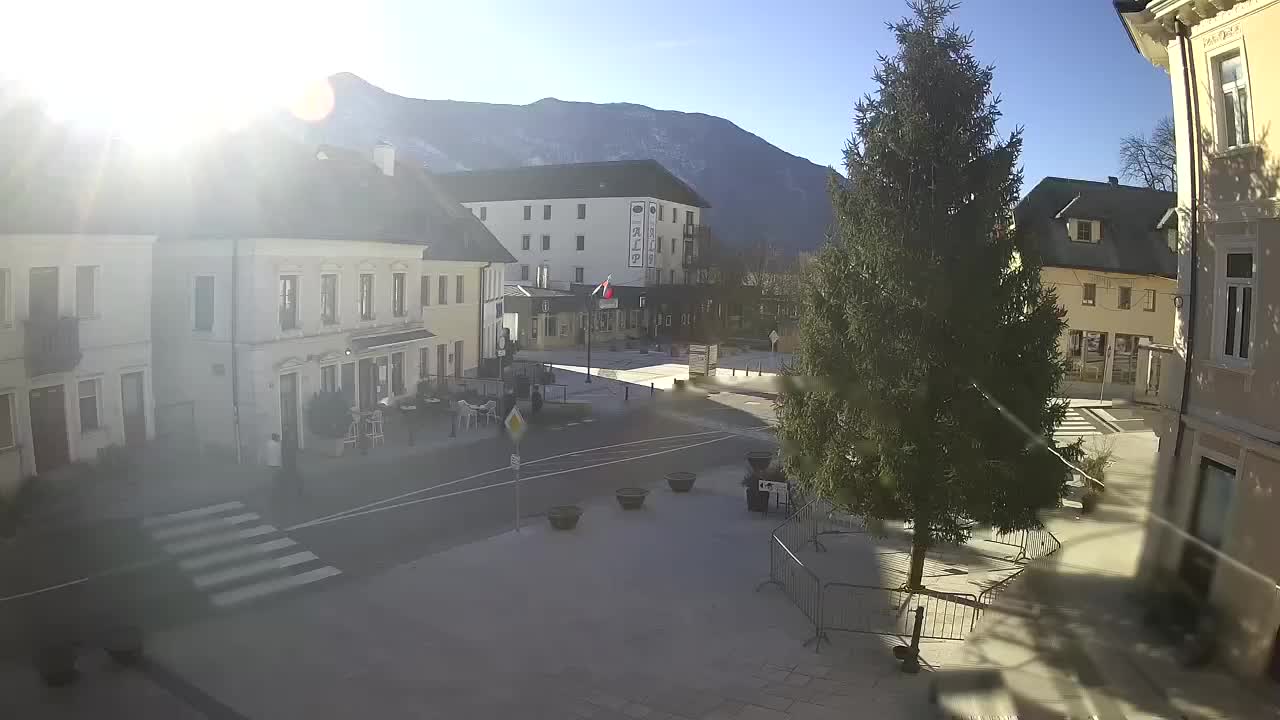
[
  {"x1": 456, "y1": 400, "x2": 477, "y2": 430},
  {"x1": 343, "y1": 413, "x2": 360, "y2": 451},
  {"x1": 365, "y1": 409, "x2": 385, "y2": 447},
  {"x1": 481, "y1": 400, "x2": 499, "y2": 426}
]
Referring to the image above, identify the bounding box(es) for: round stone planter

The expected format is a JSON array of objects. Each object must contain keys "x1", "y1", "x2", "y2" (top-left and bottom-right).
[
  {"x1": 548, "y1": 505, "x2": 582, "y2": 530},
  {"x1": 746, "y1": 451, "x2": 774, "y2": 473},
  {"x1": 666, "y1": 471, "x2": 696, "y2": 493},
  {"x1": 615, "y1": 487, "x2": 650, "y2": 510}
]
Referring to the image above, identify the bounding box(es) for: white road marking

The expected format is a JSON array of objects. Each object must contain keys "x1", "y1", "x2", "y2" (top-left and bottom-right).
[
  {"x1": 164, "y1": 525, "x2": 277, "y2": 555},
  {"x1": 583, "y1": 418, "x2": 596, "y2": 423},
  {"x1": 1095, "y1": 409, "x2": 1120, "y2": 423},
  {"x1": 193, "y1": 551, "x2": 319, "y2": 589},
  {"x1": 567, "y1": 422, "x2": 580, "y2": 426},
  {"x1": 179, "y1": 538, "x2": 298, "y2": 571},
  {"x1": 210, "y1": 566, "x2": 341, "y2": 607},
  {"x1": 142, "y1": 501, "x2": 245, "y2": 527},
  {"x1": 149, "y1": 512, "x2": 260, "y2": 540},
  {"x1": 289, "y1": 433, "x2": 738, "y2": 532}
]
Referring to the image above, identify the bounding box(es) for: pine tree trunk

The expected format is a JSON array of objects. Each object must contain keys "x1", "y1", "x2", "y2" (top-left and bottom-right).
[{"x1": 906, "y1": 528, "x2": 930, "y2": 591}]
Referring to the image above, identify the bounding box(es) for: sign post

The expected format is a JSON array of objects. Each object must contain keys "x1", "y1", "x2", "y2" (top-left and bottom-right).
[
  {"x1": 504, "y1": 406, "x2": 527, "y2": 531},
  {"x1": 769, "y1": 329, "x2": 780, "y2": 354}
]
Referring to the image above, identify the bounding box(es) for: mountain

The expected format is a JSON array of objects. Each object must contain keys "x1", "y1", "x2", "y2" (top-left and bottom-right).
[{"x1": 287, "y1": 73, "x2": 834, "y2": 253}]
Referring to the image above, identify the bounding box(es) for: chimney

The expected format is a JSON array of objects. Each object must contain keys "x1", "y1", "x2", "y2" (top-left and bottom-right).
[
  {"x1": 1107, "y1": 176, "x2": 1119, "y2": 186},
  {"x1": 373, "y1": 141, "x2": 395, "y2": 177}
]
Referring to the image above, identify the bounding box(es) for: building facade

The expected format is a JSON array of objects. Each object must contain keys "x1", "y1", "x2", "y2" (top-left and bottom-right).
[
  {"x1": 437, "y1": 160, "x2": 711, "y2": 289},
  {"x1": 1118, "y1": 0, "x2": 1280, "y2": 680},
  {"x1": 0, "y1": 235, "x2": 156, "y2": 496},
  {"x1": 1016, "y1": 176, "x2": 1178, "y2": 398}
]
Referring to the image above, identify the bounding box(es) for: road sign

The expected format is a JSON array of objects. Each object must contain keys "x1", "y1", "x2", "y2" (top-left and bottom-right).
[
  {"x1": 510, "y1": 453, "x2": 521, "y2": 470},
  {"x1": 598, "y1": 297, "x2": 619, "y2": 309},
  {"x1": 769, "y1": 330, "x2": 780, "y2": 344},
  {"x1": 504, "y1": 406, "x2": 527, "y2": 443},
  {"x1": 497, "y1": 349, "x2": 506, "y2": 357}
]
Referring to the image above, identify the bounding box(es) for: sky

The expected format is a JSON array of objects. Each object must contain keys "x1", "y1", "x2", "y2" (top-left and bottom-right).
[
  {"x1": 4, "y1": 0, "x2": 1173, "y2": 192},
  {"x1": 341, "y1": 0, "x2": 1174, "y2": 190}
]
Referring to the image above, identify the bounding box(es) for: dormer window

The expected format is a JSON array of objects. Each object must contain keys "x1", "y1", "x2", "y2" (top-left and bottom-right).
[{"x1": 1070, "y1": 219, "x2": 1100, "y2": 244}]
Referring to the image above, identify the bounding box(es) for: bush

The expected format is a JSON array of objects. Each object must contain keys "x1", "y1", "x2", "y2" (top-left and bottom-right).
[
  {"x1": 307, "y1": 391, "x2": 352, "y2": 439},
  {"x1": 1080, "y1": 443, "x2": 1114, "y2": 492},
  {"x1": 1081, "y1": 490, "x2": 1101, "y2": 514}
]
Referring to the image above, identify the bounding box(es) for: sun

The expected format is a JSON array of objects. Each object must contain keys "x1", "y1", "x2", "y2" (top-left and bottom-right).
[{"x1": 2, "y1": 0, "x2": 360, "y2": 148}]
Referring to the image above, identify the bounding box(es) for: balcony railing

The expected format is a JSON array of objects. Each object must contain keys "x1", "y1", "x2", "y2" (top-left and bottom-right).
[
  {"x1": 25, "y1": 316, "x2": 81, "y2": 377},
  {"x1": 682, "y1": 223, "x2": 711, "y2": 240}
]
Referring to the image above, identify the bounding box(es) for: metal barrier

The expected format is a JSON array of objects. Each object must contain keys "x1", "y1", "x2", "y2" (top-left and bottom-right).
[
  {"x1": 822, "y1": 583, "x2": 979, "y2": 641},
  {"x1": 983, "y1": 525, "x2": 1063, "y2": 563},
  {"x1": 759, "y1": 530, "x2": 825, "y2": 648},
  {"x1": 542, "y1": 383, "x2": 568, "y2": 403}
]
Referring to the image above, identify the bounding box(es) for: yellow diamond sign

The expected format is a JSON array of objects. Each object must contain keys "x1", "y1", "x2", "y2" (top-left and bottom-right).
[{"x1": 504, "y1": 406, "x2": 527, "y2": 444}]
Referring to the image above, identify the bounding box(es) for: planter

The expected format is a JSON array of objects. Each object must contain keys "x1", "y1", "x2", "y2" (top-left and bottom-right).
[
  {"x1": 745, "y1": 486, "x2": 771, "y2": 513},
  {"x1": 1080, "y1": 491, "x2": 1100, "y2": 514},
  {"x1": 615, "y1": 487, "x2": 650, "y2": 510},
  {"x1": 548, "y1": 505, "x2": 582, "y2": 530},
  {"x1": 673, "y1": 379, "x2": 686, "y2": 390},
  {"x1": 103, "y1": 625, "x2": 144, "y2": 666},
  {"x1": 308, "y1": 433, "x2": 346, "y2": 458},
  {"x1": 746, "y1": 451, "x2": 774, "y2": 473},
  {"x1": 33, "y1": 644, "x2": 78, "y2": 687},
  {"x1": 666, "y1": 471, "x2": 696, "y2": 493}
]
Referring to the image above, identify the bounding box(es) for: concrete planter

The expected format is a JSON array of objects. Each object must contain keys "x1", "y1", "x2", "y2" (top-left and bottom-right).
[
  {"x1": 666, "y1": 471, "x2": 696, "y2": 493},
  {"x1": 548, "y1": 505, "x2": 582, "y2": 530},
  {"x1": 615, "y1": 487, "x2": 649, "y2": 510}
]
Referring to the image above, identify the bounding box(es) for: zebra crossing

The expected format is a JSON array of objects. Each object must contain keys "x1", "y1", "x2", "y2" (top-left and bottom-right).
[
  {"x1": 1053, "y1": 408, "x2": 1103, "y2": 440},
  {"x1": 142, "y1": 501, "x2": 340, "y2": 608}
]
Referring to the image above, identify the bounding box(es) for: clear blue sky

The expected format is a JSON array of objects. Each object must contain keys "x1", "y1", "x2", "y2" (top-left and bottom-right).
[{"x1": 339, "y1": 0, "x2": 1171, "y2": 191}]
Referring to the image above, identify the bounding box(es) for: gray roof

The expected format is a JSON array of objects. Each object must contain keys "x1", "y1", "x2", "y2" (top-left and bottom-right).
[
  {"x1": 0, "y1": 106, "x2": 514, "y2": 264},
  {"x1": 437, "y1": 159, "x2": 711, "y2": 208},
  {"x1": 1016, "y1": 177, "x2": 1176, "y2": 279}
]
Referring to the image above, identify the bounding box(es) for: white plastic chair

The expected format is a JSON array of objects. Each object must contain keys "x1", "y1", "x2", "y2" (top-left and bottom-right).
[
  {"x1": 365, "y1": 409, "x2": 385, "y2": 447},
  {"x1": 343, "y1": 414, "x2": 360, "y2": 451},
  {"x1": 456, "y1": 400, "x2": 477, "y2": 430},
  {"x1": 481, "y1": 400, "x2": 499, "y2": 426}
]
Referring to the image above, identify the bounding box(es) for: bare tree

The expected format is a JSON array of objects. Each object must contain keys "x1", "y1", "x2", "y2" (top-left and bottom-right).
[{"x1": 1119, "y1": 116, "x2": 1176, "y2": 192}]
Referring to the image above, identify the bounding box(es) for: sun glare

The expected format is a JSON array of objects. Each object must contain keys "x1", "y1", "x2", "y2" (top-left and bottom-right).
[{"x1": 2, "y1": 0, "x2": 360, "y2": 148}]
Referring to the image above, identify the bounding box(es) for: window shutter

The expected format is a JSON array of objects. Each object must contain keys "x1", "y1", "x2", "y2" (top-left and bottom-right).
[{"x1": 1095, "y1": 222, "x2": 1103, "y2": 241}]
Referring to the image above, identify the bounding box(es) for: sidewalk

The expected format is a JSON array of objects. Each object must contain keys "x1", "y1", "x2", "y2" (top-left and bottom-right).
[
  {"x1": 936, "y1": 431, "x2": 1280, "y2": 719},
  {"x1": 12, "y1": 464, "x2": 955, "y2": 719}
]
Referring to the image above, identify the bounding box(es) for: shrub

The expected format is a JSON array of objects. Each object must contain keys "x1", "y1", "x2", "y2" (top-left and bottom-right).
[{"x1": 307, "y1": 391, "x2": 352, "y2": 439}]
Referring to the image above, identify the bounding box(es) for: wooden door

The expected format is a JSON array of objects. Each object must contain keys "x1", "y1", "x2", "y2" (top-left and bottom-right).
[
  {"x1": 121, "y1": 371, "x2": 146, "y2": 447},
  {"x1": 29, "y1": 384, "x2": 69, "y2": 473}
]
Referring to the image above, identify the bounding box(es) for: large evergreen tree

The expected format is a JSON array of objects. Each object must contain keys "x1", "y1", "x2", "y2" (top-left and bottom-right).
[{"x1": 776, "y1": 0, "x2": 1071, "y2": 590}]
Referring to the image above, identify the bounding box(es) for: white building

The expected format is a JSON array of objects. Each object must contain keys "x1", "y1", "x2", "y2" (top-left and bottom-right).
[
  {"x1": 151, "y1": 141, "x2": 511, "y2": 459},
  {"x1": 0, "y1": 154, "x2": 158, "y2": 496},
  {"x1": 437, "y1": 160, "x2": 711, "y2": 289}
]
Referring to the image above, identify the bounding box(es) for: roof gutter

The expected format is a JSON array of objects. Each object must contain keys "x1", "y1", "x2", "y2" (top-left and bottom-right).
[
  {"x1": 1113, "y1": 0, "x2": 1151, "y2": 53},
  {"x1": 1171, "y1": 17, "x2": 1200, "y2": 505}
]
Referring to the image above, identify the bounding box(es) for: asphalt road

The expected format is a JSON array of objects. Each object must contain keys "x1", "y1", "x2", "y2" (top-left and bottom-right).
[{"x1": 0, "y1": 398, "x2": 772, "y2": 661}]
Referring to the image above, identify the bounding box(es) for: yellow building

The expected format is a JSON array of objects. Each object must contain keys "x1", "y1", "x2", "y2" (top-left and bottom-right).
[
  {"x1": 1016, "y1": 176, "x2": 1177, "y2": 398},
  {"x1": 1118, "y1": 0, "x2": 1280, "y2": 681}
]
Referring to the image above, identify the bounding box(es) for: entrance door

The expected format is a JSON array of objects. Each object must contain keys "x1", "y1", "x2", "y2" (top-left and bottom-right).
[
  {"x1": 436, "y1": 345, "x2": 447, "y2": 383},
  {"x1": 121, "y1": 371, "x2": 146, "y2": 447},
  {"x1": 340, "y1": 362, "x2": 356, "y2": 408},
  {"x1": 29, "y1": 267, "x2": 58, "y2": 320},
  {"x1": 29, "y1": 384, "x2": 69, "y2": 474},
  {"x1": 279, "y1": 372, "x2": 299, "y2": 450},
  {"x1": 453, "y1": 340, "x2": 463, "y2": 378},
  {"x1": 358, "y1": 359, "x2": 375, "y2": 410}
]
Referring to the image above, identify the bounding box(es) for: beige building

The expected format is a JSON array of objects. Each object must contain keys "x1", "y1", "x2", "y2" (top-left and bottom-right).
[
  {"x1": 1016, "y1": 176, "x2": 1177, "y2": 397},
  {"x1": 1118, "y1": 0, "x2": 1280, "y2": 681}
]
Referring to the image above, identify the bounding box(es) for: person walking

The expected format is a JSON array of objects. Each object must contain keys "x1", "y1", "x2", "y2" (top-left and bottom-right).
[{"x1": 265, "y1": 432, "x2": 282, "y2": 480}]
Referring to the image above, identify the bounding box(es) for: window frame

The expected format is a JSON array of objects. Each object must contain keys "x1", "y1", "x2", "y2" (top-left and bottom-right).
[
  {"x1": 279, "y1": 274, "x2": 300, "y2": 331},
  {"x1": 1118, "y1": 286, "x2": 1132, "y2": 310},
  {"x1": 1216, "y1": 238, "x2": 1257, "y2": 366},
  {"x1": 75, "y1": 265, "x2": 99, "y2": 319},
  {"x1": 392, "y1": 272, "x2": 407, "y2": 317},
  {"x1": 78, "y1": 377, "x2": 102, "y2": 433},
  {"x1": 520, "y1": 265, "x2": 530, "y2": 281},
  {"x1": 192, "y1": 274, "x2": 216, "y2": 332},
  {"x1": 1212, "y1": 45, "x2": 1253, "y2": 151},
  {"x1": 577, "y1": 203, "x2": 586, "y2": 220},
  {"x1": 574, "y1": 266, "x2": 584, "y2": 283},
  {"x1": 0, "y1": 392, "x2": 15, "y2": 450},
  {"x1": 0, "y1": 268, "x2": 11, "y2": 328},
  {"x1": 521, "y1": 234, "x2": 531, "y2": 251},
  {"x1": 576, "y1": 235, "x2": 585, "y2": 251},
  {"x1": 479, "y1": 206, "x2": 488, "y2": 221},
  {"x1": 420, "y1": 275, "x2": 431, "y2": 307},
  {"x1": 321, "y1": 273, "x2": 339, "y2": 325},
  {"x1": 541, "y1": 234, "x2": 550, "y2": 251},
  {"x1": 1082, "y1": 283, "x2": 1096, "y2": 307},
  {"x1": 359, "y1": 273, "x2": 375, "y2": 321},
  {"x1": 1143, "y1": 288, "x2": 1156, "y2": 313},
  {"x1": 320, "y1": 364, "x2": 338, "y2": 393},
  {"x1": 438, "y1": 274, "x2": 448, "y2": 306},
  {"x1": 455, "y1": 274, "x2": 464, "y2": 304},
  {"x1": 543, "y1": 204, "x2": 552, "y2": 220},
  {"x1": 523, "y1": 205, "x2": 532, "y2": 220}
]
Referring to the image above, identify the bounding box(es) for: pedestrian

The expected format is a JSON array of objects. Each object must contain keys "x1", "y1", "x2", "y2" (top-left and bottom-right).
[
  {"x1": 265, "y1": 432, "x2": 282, "y2": 480},
  {"x1": 281, "y1": 432, "x2": 303, "y2": 500}
]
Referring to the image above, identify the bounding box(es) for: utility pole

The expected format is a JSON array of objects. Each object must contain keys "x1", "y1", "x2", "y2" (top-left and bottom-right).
[{"x1": 585, "y1": 292, "x2": 592, "y2": 384}]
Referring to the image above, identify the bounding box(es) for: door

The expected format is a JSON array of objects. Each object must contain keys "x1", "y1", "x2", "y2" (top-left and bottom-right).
[
  {"x1": 29, "y1": 267, "x2": 59, "y2": 320},
  {"x1": 358, "y1": 359, "x2": 376, "y2": 411},
  {"x1": 340, "y1": 362, "x2": 356, "y2": 408},
  {"x1": 436, "y1": 345, "x2": 447, "y2": 384},
  {"x1": 29, "y1": 384, "x2": 69, "y2": 474},
  {"x1": 121, "y1": 371, "x2": 146, "y2": 448},
  {"x1": 279, "y1": 372, "x2": 299, "y2": 450},
  {"x1": 453, "y1": 340, "x2": 464, "y2": 378}
]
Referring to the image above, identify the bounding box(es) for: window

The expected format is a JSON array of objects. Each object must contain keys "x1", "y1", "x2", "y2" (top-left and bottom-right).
[
  {"x1": 76, "y1": 266, "x2": 96, "y2": 317},
  {"x1": 455, "y1": 274, "x2": 464, "y2": 304},
  {"x1": 1118, "y1": 286, "x2": 1132, "y2": 310},
  {"x1": 1070, "y1": 219, "x2": 1098, "y2": 243},
  {"x1": 577, "y1": 203, "x2": 587, "y2": 220},
  {"x1": 0, "y1": 269, "x2": 9, "y2": 326},
  {"x1": 1143, "y1": 288, "x2": 1156, "y2": 312},
  {"x1": 543, "y1": 204, "x2": 552, "y2": 220},
  {"x1": 544, "y1": 315, "x2": 557, "y2": 337},
  {"x1": 520, "y1": 265, "x2": 530, "y2": 281},
  {"x1": 684, "y1": 271, "x2": 692, "y2": 285},
  {"x1": 576, "y1": 235, "x2": 585, "y2": 251},
  {"x1": 1082, "y1": 283, "x2": 1096, "y2": 306},
  {"x1": 321, "y1": 274, "x2": 338, "y2": 324},
  {"x1": 78, "y1": 378, "x2": 100, "y2": 432},
  {"x1": 523, "y1": 205, "x2": 532, "y2": 220},
  {"x1": 1217, "y1": 52, "x2": 1251, "y2": 149},
  {"x1": 659, "y1": 205, "x2": 665, "y2": 221},
  {"x1": 685, "y1": 210, "x2": 694, "y2": 226},
  {"x1": 359, "y1": 273, "x2": 375, "y2": 320},
  {"x1": 670, "y1": 238, "x2": 676, "y2": 254},
  {"x1": 341, "y1": 363, "x2": 355, "y2": 406},
  {"x1": 479, "y1": 206, "x2": 488, "y2": 221},
  {"x1": 521, "y1": 234, "x2": 531, "y2": 251},
  {"x1": 279, "y1": 275, "x2": 299, "y2": 329},
  {"x1": 391, "y1": 352, "x2": 405, "y2": 395},
  {"x1": 321, "y1": 365, "x2": 338, "y2": 393},
  {"x1": 1222, "y1": 249, "x2": 1254, "y2": 360},
  {"x1": 658, "y1": 236, "x2": 663, "y2": 253},
  {"x1": 0, "y1": 393, "x2": 14, "y2": 450},
  {"x1": 574, "y1": 267, "x2": 584, "y2": 283},
  {"x1": 1180, "y1": 459, "x2": 1236, "y2": 596},
  {"x1": 419, "y1": 347, "x2": 430, "y2": 379},
  {"x1": 392, "y1": 272, "x2": 406, "y2": 317},
  {"x1": 669, "y1": 269, "x2": 675, "y2": 284},
  {"x1": 541, "y1": 235, "x2": 550, "y2": 251},
  {"x1": 420, "y1": 275, "x2": 431, "y2": 307},
  {"x1": 438, "y1": 275, "x2": 449, "y2": 305},
  {"x1": 193, "y1": 275, "x2": 215, "y2": 331}
]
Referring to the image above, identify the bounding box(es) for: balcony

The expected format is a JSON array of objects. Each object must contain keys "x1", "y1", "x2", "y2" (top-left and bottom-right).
[
  {"x1": 682, "y1": 223, "x2": 711, "y2": 241},
  {"x1": 25, "y1": 316, "x2": 81, "y2": 377}
]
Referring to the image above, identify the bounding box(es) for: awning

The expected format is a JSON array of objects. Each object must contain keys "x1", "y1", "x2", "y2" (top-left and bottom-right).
[{"x1": 350, "y1": 328, "x2": 435, "y2": 353}]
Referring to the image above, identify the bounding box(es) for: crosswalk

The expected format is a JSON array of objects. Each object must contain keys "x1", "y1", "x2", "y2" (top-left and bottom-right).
[
  {"x1": 1053, "y1": 408, "x2": 1103, "y2": 441},
  {"x1": 142, "y1": 501, "x2": 340, "y2": 608}
]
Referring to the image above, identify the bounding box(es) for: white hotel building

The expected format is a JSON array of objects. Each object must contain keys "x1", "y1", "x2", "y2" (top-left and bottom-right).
[{"x1": 436, "y1": 160, "x2": 711, "y2": 290}]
